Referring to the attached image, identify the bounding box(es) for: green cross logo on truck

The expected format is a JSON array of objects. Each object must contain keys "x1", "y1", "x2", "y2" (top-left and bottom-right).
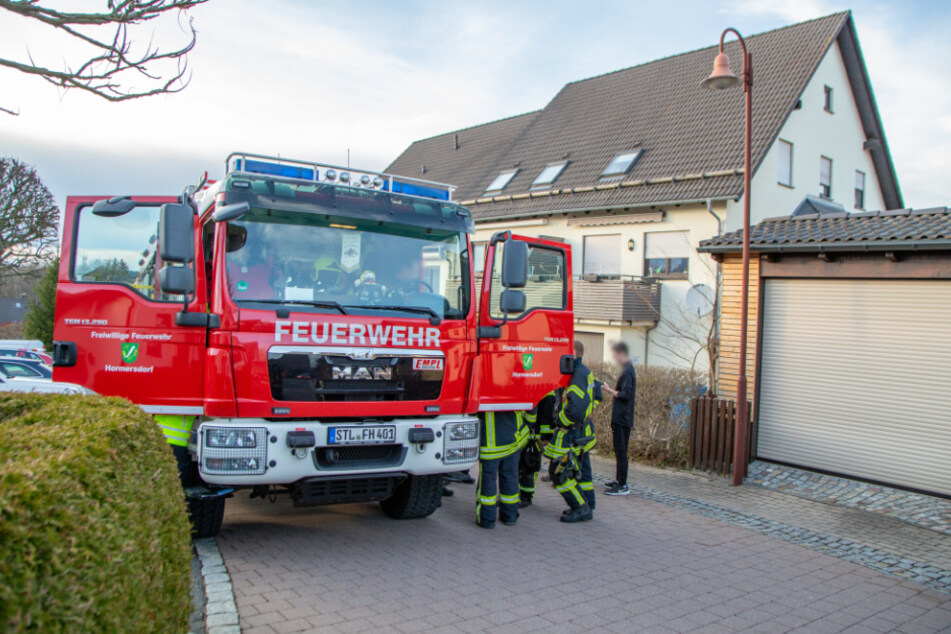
[
  {"x1": 121, "y1": 342, "x2": 139, "y2": 364},
  {"x1": 521, "y1": 353, "x2": 533, "y2": 371}
]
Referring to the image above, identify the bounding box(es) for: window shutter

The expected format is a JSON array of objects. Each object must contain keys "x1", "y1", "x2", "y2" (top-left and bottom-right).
[
  {"x1": 645, "y1": 231, "x2": 690, "y2": 259},
  {"x1": 583, "y1": 234, "x2": 622, "y2": 275}
]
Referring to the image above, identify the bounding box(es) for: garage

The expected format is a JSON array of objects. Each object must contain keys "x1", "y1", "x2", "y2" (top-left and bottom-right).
[
  {"x1": 757, "y1": 278, "x2": 951, "y2": 496},
  {"x1": 699, "y1": 206, "x2": 951, "y2": 496}
]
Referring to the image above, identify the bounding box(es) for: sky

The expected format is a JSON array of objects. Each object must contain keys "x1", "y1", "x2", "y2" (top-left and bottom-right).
[{"x1": 1, "y1": 0, "x2": 949, "y2": 212}]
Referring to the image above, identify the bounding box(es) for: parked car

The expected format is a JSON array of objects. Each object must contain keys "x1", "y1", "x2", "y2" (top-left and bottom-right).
[
  {"x1": 0, "y1": 348, "x2": 53, "y2": 365},
  {"x1": 0, "y1": 339, "x2": 45, "y2": 352},
  {"x1": 0, "y1": 357, "x2": 53, "y2": 379},
  {"x1": 0, "y1": 374, "x2": 93, "y2": 395}
]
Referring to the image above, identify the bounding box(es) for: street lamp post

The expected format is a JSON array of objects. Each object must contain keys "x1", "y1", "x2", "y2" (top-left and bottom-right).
[{"x1": 701, "y1": 28, "x2": 752, "y2": 487}]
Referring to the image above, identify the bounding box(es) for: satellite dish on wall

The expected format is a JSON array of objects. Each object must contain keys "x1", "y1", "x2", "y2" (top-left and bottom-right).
[{"x1": 685, "y1": 283, "x2": 715, "y2": 317}]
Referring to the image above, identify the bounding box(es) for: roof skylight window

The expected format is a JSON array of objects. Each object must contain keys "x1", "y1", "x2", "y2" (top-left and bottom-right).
[
  {"x1": 485, "y1": 169, "x2": 518, "y2": 194},
  {"x1": 601, "y1": 149, "x2": 643, "y2": 178},
  {"x1": 532, "y1": 162, "x2": 568, "y2": 189}
]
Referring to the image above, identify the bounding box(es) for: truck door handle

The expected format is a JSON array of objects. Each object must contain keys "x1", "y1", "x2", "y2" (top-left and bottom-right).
[
  {"x1": 53, "y1": 341, "x2": 78, "y2": 367},
  {"x1": 477, "y1": 326, "x2": 501, "y2": 339}
]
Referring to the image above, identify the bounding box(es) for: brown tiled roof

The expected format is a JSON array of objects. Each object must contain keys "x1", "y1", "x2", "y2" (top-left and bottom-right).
[
  {"x1": 386, "y1": 11, "x2": 901, "y2": 221},
  {"x1": 698, "y1": 206, "x2": 951, "y2": 252},
  {"x1": 387, "y1": 112, "x2": 538, "y2": 197}
]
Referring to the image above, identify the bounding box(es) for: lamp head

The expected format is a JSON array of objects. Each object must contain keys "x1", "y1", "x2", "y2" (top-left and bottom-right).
[{"x1": 701, "y1": 51, "x2": 739, "y2": 90}]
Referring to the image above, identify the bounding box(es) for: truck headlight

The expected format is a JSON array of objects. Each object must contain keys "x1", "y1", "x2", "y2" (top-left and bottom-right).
[
  {"x1": 206, "y1": 428, "x2": 258, "y2": 448},
  {"x1": 443, "y1": 421, "x2": 479, "y2": 464},
  {"x1": 447, "y1": 421, "x2": 478, "y2": 441},
  {"x1": 200, "y1": 426, "x2": 267, "y2": 475}
]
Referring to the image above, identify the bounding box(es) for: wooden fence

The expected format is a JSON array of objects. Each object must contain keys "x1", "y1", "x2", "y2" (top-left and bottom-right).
[{"x1": 687, "y1": 396, "x2": 756, "y2": 476}]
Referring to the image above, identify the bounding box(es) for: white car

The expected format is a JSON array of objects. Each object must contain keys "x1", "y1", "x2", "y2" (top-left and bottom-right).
[{"x1": 0, "y1": 374, "x2": 94, "y2": 395}]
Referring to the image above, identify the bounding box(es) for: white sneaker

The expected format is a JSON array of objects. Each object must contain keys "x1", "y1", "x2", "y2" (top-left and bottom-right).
[{"x1": 605, "y1": 484, "x2": 630, "y2": 496}]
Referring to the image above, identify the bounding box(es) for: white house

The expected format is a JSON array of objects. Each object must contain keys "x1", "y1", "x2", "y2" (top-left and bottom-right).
[{"x1": 387, "y1": 11, "x2": 901, "y2": 372}]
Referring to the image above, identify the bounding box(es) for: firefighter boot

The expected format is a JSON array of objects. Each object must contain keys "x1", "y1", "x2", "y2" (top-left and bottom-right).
[{"x1": 560, "y1": 503, "x2": 593, "y2": 523}]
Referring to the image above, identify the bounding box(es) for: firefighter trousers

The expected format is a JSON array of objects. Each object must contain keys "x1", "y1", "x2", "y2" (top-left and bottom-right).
[
  {"x1": 518, "y1": 439, "x2": 542, "y2": 504},
  {"x1": 545, "y1": 426, "x2": 596, "y2": 510},
  {"x1": 477, "y1": 450, "x2": 521, "y2": 527}
]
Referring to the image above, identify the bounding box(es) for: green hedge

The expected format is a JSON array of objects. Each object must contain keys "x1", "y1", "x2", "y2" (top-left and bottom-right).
[{"x1": 0, "y1": 394, "x2": 192, "y2": 632}]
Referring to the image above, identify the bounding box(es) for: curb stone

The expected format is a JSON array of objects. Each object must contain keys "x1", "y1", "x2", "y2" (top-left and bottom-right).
[{"x1": 194, "y1": 537, "x2": 241, "y2": 633}]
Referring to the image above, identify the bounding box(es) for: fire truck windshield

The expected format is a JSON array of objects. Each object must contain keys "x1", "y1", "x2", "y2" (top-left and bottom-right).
[{"x1": 225, "y1": 207, "x2": 470, "y2": 319}]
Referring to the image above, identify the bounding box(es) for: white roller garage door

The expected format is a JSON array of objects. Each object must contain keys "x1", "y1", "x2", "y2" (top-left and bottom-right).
[{"x1": 758, "y1": 278, "x2": 951, "y2": 496}]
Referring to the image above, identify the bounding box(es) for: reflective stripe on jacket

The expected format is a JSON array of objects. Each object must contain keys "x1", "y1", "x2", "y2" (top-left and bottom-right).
[{"x1": 480, "y1": 411, "x2": 528, "y2": 460}]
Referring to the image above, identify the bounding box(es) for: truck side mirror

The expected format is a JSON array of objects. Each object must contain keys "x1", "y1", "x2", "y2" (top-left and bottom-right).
[
  {"x1": 159, "y1": 203, "x2": 195, "y2": 263},
  {"x1": 501, "y1": 240, "x2": 528, "y2": 288},
  {"x1": 212, "y1": 201, "x2": 251, "y2": 223},
  {"x1": 158, "y1": 266, "x2": 196, "y2": 295},
  {"x1": 91, "y1": 196, "x2": 135, "y2": 217},
  {"x1": 499, "y1": 289, "x2": 526, "y2": 314}
]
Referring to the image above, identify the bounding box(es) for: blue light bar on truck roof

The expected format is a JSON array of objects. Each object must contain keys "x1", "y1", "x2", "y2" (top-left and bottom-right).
[{"x1": 225, "y1": 152, "x2": 455, "y2": 202}]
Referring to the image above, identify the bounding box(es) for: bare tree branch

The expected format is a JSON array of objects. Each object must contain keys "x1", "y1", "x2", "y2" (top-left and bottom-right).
[
  {"x1": 0, "y1": 0, "x2": 206, "y2": 113},
  {"x1": 0, "y1": 157, "x2": 60, "y2": 272},
  {"x1": 632, "y1": 251, "x2": 721, "y2": 393}
]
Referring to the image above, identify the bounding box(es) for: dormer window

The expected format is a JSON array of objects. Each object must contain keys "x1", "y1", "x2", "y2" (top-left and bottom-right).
[
  {"x1": 532, "y1": 162, "x2": 568, "y2": 189},
  {"x1": 601, "y1": 149, "x2": 643, "y2": 179},
  {"x1": 485, "y1": 169, "x2": 517, "y2": 194}
]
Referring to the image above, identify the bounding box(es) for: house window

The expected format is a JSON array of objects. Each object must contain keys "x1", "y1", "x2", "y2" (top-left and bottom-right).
[
  {"x1": 472, "y1": 242, "x2": 486, "y2": 274},
  {"x1": 854, "y1": 170, "x2": 866, "y2": 210},
  {"x1": 583, "y1": 234, "x2": 622, "y2": 277},
  {"x1": 644, "y1": 231, "x2": 690, "y2": 278},
  {"x1": 485, "y1": 169, "x2": 517, "y2": 194},
  {"x1": 819, "y1": 156, "x2": 833, "y2": 198},
  {"x1": 778, "y1": 140, "x2": 793, "y2": 187},
  {"x1": 532, "y1": 162, "x2": 568, "y2": 189},
  {"x1": 823, "y1": 85, "x2": 834, "y2": 113},
  {"x1": 600, "y1": 150, "x2": 643, "y2": 179}
]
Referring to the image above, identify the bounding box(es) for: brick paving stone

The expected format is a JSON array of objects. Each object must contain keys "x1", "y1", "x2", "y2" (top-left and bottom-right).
[
  {"x1": 747, "y1": 462, "x2": 951, "y2": 535},
  {"x1": 216, "y1": 459, "x2": 951, "y2": 633}
]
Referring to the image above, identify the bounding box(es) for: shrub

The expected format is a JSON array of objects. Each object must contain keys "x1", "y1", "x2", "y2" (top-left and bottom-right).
[
  {"x1": 589, "y1": 362, "x2": 704, "y2": 468},
  {"x1": 0, "y1": 394, "x2": 192, "y2": 632}
]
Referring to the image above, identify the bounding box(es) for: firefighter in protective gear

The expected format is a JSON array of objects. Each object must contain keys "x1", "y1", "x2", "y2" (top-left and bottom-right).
[
  {"x1": 477, "y1": 410, "x2": 529, "y2": 528},
  {"x1": 544, "y1": 341, "x2": 596, "y2": 523},
  {"x1": 518, "y1": 390, "x2": 559, "y2": 507}
]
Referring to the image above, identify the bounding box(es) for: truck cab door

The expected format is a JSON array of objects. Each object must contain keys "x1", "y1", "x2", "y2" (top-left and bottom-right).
[
  {"x1": 53, "y1": 196, "x2": 207, "y2": 417},
  {"x1": 473, "y1": 232, "x2": 573, "y2": 412}
]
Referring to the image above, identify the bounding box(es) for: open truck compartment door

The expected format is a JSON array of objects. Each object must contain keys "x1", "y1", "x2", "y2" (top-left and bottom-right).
[
  {"x1": 474, "y1": 232, "x2": 573, "y2": 412},
  {"x1": 52, "y1": 195, "x2": 207, "y2": 415}
]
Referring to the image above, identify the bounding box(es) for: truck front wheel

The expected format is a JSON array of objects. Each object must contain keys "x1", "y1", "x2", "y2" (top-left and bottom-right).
[
  {"x1": 174, "y1": 446, "x2": 226, "y2": 538},
  {"x1": 380, "y1": 474, "x2": 443, "y2": 519},
  {"x1": 188, "y1": 496, "x2": 226, "y2": 539}
]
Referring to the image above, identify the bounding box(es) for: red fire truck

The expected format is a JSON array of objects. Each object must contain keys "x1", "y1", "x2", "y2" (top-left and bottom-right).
[{"x1": 53, "y1": 153, "x2": 574, "y2": 536}]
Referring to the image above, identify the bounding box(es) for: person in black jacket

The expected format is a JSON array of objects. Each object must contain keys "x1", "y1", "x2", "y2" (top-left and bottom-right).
[{"x1": 602, "y1": 342, "x2": 636, "y2": 496}]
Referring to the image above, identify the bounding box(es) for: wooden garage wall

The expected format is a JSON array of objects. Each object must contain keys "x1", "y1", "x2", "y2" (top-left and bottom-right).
[{"x1": 716, "y1": 254, "x2": 759, "y2": 400}]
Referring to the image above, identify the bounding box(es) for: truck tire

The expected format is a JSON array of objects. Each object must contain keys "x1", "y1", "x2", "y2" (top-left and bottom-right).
[
  {"x1": 174, "y1": 446, "x2": 226, "y2": 538},
  {"x1": 380, "y1": 474, "x2": 443, "y2": 519},
  {"x1": 188, "y1": 496, "x2": 226, "y2": 539}
]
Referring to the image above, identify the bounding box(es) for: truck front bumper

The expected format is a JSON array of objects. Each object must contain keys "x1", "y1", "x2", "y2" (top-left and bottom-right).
[{"x1": 192, "y1": 415, "x2": 479, "y2": 486}]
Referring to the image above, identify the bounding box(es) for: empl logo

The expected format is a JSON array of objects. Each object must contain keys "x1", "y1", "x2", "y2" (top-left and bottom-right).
[
  {"x1": 121, "y1": 342, "x2": 139, "y2": 364},
  {"x1": 521, "y1": 353, "x2": 534, "y2": 371}
]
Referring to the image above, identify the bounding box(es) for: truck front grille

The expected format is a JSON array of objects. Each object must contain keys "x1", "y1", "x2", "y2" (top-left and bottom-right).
[
  {"x1": 313, "y1": 444, "x2": 407, "y2": 470},
  {"x1": 268, "y1": 352, "x2": 442, "y2": 402}
]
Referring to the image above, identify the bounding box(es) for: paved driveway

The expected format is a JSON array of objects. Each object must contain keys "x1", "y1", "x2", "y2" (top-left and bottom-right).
[{"x1": 217, "y1": 467, "x2": 951, "y2": 634}]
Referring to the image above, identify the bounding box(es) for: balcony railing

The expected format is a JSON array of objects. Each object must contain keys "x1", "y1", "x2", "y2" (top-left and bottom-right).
[{"x1": 573, "y1": 275, "x2": 661, "y2": 324}]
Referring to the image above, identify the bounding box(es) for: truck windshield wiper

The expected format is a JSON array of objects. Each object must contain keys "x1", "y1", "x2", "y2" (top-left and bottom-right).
[
  {"x1": 344, "y1": 304, "x2": 441, "y2": 324},
  {"x1": 250, "y1": 299, "x2": 348, "y2": 315}
]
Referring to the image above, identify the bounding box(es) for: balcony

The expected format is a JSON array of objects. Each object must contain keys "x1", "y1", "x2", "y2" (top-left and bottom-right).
[{"x1": 573, "y1": 275, "x2": 661, "y2": 324}]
